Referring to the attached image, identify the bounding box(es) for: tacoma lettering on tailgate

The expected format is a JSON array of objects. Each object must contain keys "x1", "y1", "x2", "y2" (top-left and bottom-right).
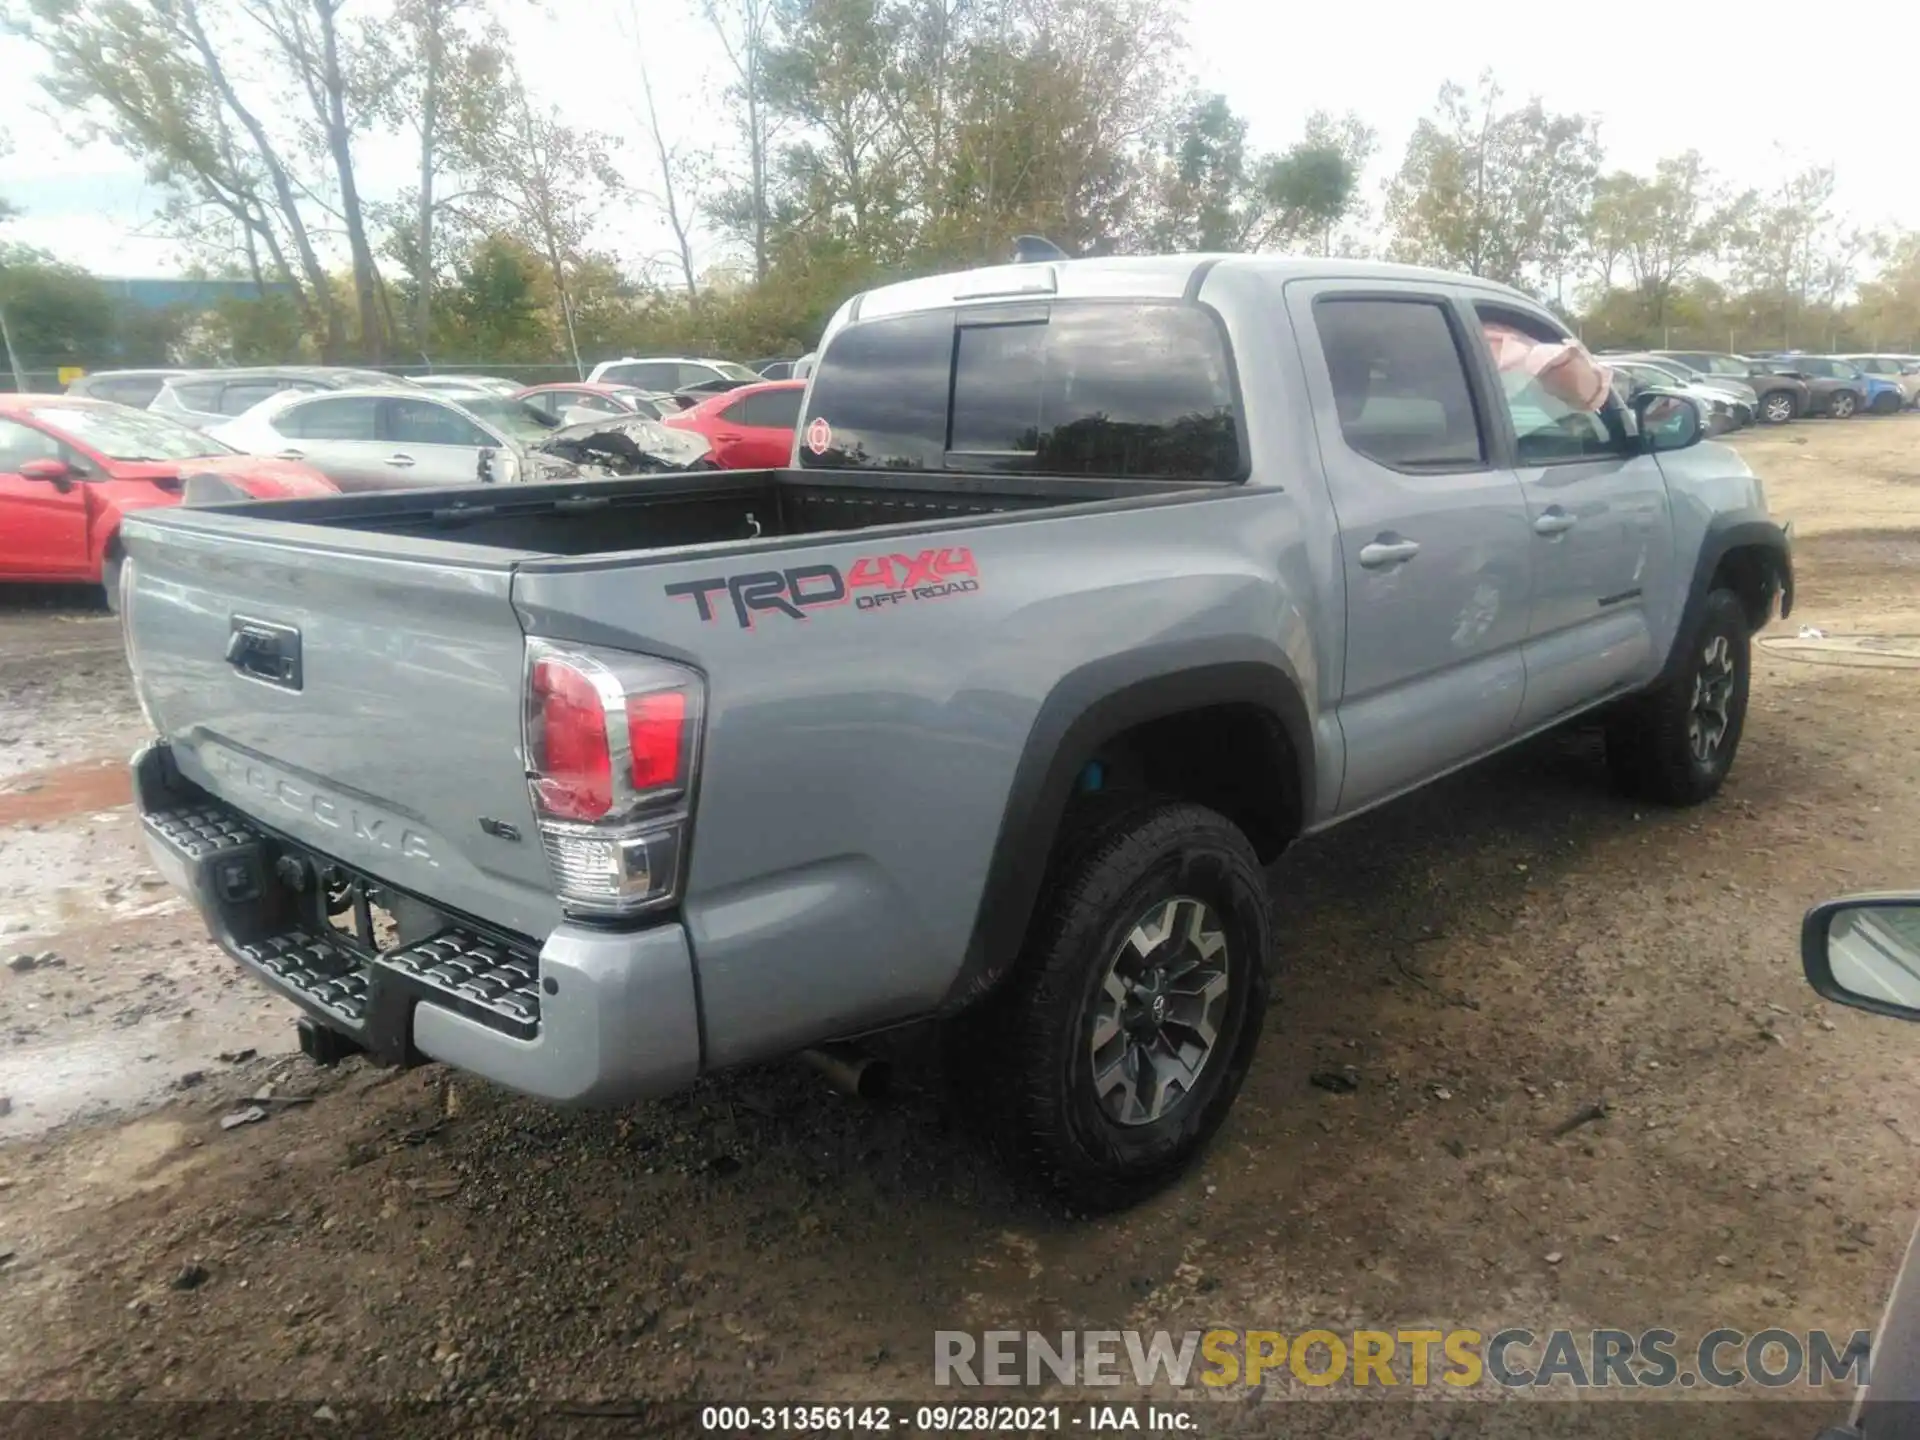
[
  {"x1": 665, "y1": 547, "x2": 981, "y2": 629},
  {"x1": 202, "y1": 744, "x2": 439, "y2": 866}
]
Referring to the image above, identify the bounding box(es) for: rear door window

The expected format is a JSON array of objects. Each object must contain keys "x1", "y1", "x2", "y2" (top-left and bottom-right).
[
  {"x1": 800, "y1": 302, "x2": 1242, "y2": 480},
  {"x1": 1312, "y1": 297, "x2": 1486, "y2": 469}
]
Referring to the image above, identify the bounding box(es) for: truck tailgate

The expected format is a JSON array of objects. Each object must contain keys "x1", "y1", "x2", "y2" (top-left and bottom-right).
[{"x1": 120, "y1": 514, "x2": 561, "y2": 939}]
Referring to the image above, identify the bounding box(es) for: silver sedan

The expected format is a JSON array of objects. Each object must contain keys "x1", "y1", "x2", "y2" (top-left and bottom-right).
[{"x1": 208, "y1": 387, "x2": 577, "y2": 491}]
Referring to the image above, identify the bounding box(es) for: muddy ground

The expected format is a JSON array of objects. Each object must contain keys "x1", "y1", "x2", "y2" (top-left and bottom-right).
[{"x1": 2, "y1": 418, "x2": 1919, "y2": 1433}]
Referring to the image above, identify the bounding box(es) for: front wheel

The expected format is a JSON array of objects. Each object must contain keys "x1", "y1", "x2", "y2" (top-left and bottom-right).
[
  {"x1": 1606, "y1": 588, "x2": 1751, "y2": 806},
  {"x1": 102, "y1": 554, "x2": 124, "y2": 615},
  {"x1": 1872, "y1": 391, "x2": 1902, "y2": 415},
  {"x1": 1760, "y1": 392, "x2": 1796, "y2": 424},
  {"x1": 1829, "y1": 391, "x2": 1858, "y2": 419},
  {"x1": 963, "y1": 800, "x2": 1272, "y2": 1211}
]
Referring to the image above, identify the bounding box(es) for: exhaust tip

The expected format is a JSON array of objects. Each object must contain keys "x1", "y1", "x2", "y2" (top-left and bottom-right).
[{"x1": 799, "y1": 1044, "x2": 891, "y2": 1101}]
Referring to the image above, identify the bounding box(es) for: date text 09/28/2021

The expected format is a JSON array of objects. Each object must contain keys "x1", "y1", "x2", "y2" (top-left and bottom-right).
[{"x1": 699, "y1": 1404, "x2": 1195, "y2": 1433}]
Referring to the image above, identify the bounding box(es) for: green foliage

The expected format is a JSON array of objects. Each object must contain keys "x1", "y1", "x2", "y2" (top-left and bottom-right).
[
  {"x1": 0, "y1": 250, "x2": 117, "y2": 363},
  {"x1": 1385, "y1": 73, "x2": 1602, "y2": 290}
]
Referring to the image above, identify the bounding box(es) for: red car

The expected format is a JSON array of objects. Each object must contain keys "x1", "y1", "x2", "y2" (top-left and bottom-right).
[
  {"x1": 660, "y1": 379, "x2": 805, "y2": 469},
  {"x1": 0, "y1": 395, "x2": 337, "y2": 608}
]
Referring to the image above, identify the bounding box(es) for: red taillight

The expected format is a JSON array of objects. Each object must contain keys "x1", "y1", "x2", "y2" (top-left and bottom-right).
[
  {"x1": 626, "y1": 690, "x2": 687, "y2": 790},
  {"x1": 531, "y1": 656, "x2": 612, "y2": 821}
]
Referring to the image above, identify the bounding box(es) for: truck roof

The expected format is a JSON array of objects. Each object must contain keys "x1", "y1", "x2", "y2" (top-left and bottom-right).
[{"x1": 846, "y1": 254, "x2": 1538, "y2": 323}]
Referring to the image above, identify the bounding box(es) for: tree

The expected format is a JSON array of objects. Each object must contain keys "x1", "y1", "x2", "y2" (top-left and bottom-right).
[
  {"x1": 1579, "y1": 152, "x2": 1752, "y2": 326},
  {"x1": 703, "y1": 0, "x2": 782, "y2": 282},
  {"x1": 0, "y1": 246, "x2": 116, "y2": 363},
  {"x1": 1144, "y1": 95, "x2": 1355, "y2": 254},
  {"x1": 1300, "y1": 108, "x2": 1376, "y2": 255},
  {"x1": 449, "y1": 53, "x2": 623, "y2": 373},
  {"x1": 1384, "y1": 73, "x2": 1601, "y2": 294},
  {"x1": 616, "y1": 0, "x2": 710, "y2": 298},
  {"x1": 237, "y1": 0, "x2": 386, "y2": 359},
  {"x1": 15, "y1": 0, "x2": 351, "y2": 355}
]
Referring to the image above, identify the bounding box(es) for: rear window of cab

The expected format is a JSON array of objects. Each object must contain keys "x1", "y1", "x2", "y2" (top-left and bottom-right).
[{"x1": 798, "y1": 301, "x2": 1243, "y2": 482}]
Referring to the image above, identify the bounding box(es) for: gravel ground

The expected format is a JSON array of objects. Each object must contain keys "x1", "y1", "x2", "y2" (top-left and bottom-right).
[{"x1": 2, "y1": 419, "x2": 1919, "y2": 1436}]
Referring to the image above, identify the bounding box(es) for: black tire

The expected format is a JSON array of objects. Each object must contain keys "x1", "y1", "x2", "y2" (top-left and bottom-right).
[
  {"x1": 1605, "y1": 588, "x2": 1750, "y2": 807},
  {"x1": 102, "y1": 553, "x2": 123, "y2": 615},
  {"x1": 1872, "y1": 391, "x2": 1902, "y2": 415},
  {"x1": 961, "y1": 798, "x2": 1271, "y2": 1212},
  {"x1": 1829, "y1": 391, "x2": 1858, "y2": 419},
  {"x1": 1760, "y1": 391, "x2": 1797, "y2": 425}
]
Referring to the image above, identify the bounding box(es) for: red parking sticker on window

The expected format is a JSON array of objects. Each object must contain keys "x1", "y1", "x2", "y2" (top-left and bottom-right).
[{"x1": 805, "y1": 417, "x2": 833, "y2": 455}]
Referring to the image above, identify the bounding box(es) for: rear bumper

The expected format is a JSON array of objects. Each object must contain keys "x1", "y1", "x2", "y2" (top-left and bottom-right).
[{"x1": 133, "y1": 742, "x2": 701, "y2": 1105}]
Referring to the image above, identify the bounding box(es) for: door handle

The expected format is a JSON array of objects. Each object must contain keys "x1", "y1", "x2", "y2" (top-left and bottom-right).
[
  {"x1": 1358, "y1": 537, "x2": 1421, "y2": 569},
  {"x1": 275, "y1": 448, "x2": 305, "y2": 461},
  {"x1": 386, "y1": 453, "x2": 417, "y2": 467},
  {"x1": 714, "y1": 432, "x2": 743, "y2": 443},
  {"x1": 1534, "y1": 510, "x2": 1579, "y2": 537}
]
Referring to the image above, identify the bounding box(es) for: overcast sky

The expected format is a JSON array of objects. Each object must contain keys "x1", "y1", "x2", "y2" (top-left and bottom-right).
[{"x1": 2, "y1": 0, "x2": 1917, "y2": 277}]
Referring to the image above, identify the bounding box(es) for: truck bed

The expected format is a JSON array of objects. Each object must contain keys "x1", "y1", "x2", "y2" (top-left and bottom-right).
[{"x1": 193, "y1": 467, "x2": 1203, "y2": 560}]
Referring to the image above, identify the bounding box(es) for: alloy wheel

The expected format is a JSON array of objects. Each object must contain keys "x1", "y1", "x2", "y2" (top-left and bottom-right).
[
  {"x1": 1763, "y1": 394, "x2": 1794, "y2": 424},
  {"x1": 1688, "y1": 634, "x2": 1737, "y2": 766},
  {"x1": 1087, "y1": 896, "x2": 1232, "y2": 1127}
]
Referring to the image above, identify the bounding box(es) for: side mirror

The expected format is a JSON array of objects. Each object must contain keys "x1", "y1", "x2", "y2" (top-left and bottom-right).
[
  {"x1": 476, "y1": 446, "x2": 520, "y2": 486},
  {"x1": 1803, "y1": 895, "x2": 1920, "y2": 1021},
  {"x1": 1631, "y1": 390, "x2": 1703, "y2": 453},
  {"x1": 19, "y1": 457, "x2": 73, "y2": 489}
]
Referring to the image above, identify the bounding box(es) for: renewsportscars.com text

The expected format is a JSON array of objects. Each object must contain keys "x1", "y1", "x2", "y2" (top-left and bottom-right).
[{"x1": 934, "y1": 1328, "x2": 1873, "y2": 1391}]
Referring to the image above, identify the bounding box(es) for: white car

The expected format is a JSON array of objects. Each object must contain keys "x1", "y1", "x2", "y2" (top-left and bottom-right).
[
  {"x1": 407, "y1": 374, "x2": 524, "y2": 398},
  {"x1": 209, "y1": 386, "x2": 576, "y2": 491},
  {"x1": 585, "y1": 355, "x2": 761, "y2": 391}
]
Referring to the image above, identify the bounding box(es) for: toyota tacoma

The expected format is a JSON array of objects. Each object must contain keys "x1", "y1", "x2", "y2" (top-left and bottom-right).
[{"x1": 118, "y1": 255, "x2": 1792, "y2": 1209}]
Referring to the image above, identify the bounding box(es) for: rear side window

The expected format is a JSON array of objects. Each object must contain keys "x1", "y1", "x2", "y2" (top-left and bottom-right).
[
  {"x1": 739, "y1": 387, "x2": 802, "y2": 429},
  {"x1": 220, "y1": 381, "x2": 290, "y2": 415},
  {"x1": 93, "y1": 376, "x2": 169, "y2": 407},
  {"x1": 279, "y1": 396, "x2": 381, "y2": 441},
  {"x1": 600, "y1": 362, "x2": 679, "y2": 390},
  {"x1": 168, "y1": 381, "x2": 222, "y2": 412},
  {"x1": 801, "y1": 302, "x2": 1242, "y2": 480},
  {"x1": 1313, "y1": 297, "x2": 1485, "y2": 469}
]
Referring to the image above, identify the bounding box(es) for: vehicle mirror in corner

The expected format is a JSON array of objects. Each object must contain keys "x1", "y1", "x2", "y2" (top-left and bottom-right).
[
  {"x1": 19, "y1": 457, "x2": 72, "y2": 488},
  {"x1": 1802, "y1": 895, "x2": 1920, "y2": 1022},
  {"x1": 1631, "y1": 390, "x2": 1703, "y2": 453}
]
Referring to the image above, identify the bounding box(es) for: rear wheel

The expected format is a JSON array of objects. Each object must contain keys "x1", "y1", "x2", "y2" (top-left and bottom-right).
[
  {"x1": 1606, "y1": 588, "x2": 1750, "y2": 806},
  {"x1": 1872, "y1": 390, "x2": 1902, "y2": 415},
  {"x1": 1829, "y1": 391, "x2": 1858, "y2": 419},
  {"x1": 1760, "y1": 392, "x2": 1796, "y2": 424},
  {"x1": 962, "y1": 799, "x2": 1271, "y2": 1211},
  {"x1": 101, "y1": 554, "x2": 124, "y2": 615}
]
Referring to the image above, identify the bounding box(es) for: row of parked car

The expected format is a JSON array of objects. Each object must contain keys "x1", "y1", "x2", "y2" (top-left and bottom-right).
[
  {"x1": 1603, "y1": 349, "x2": 1920, "y2": 430},
  {"x1": 1, "y1": 353, "x2": 812, "y2": 605}
]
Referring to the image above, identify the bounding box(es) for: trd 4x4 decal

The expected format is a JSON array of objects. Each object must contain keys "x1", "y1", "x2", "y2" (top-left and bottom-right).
[{"x1": 666, "y1": 547, "x2": 981, "y2": 629}]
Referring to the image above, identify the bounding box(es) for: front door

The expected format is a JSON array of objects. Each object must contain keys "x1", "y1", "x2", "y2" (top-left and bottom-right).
[
  {"x1": 378, "y1": 397, "x2": 498, "y2": 488},
  {"x1": 1289, "y1": 283, "x2": 1533, "y2": 816},
  {"x1": 1467, "y1": 300, "x2": 1676, "y2": 730},
  {"x1": 0, "y1": 418, "x2": 89, "y2": 578}
]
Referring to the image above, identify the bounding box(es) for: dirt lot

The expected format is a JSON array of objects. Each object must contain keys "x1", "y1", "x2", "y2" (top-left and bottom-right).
[{"x1": 3, "y1": 418, "x2": 1920, "y2": 1431}]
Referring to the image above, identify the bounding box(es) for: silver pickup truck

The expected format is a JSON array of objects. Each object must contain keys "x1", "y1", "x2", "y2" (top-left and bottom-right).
[{"x1": 120, "y1": 255, "x2": 1792, "y2": 1210}]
